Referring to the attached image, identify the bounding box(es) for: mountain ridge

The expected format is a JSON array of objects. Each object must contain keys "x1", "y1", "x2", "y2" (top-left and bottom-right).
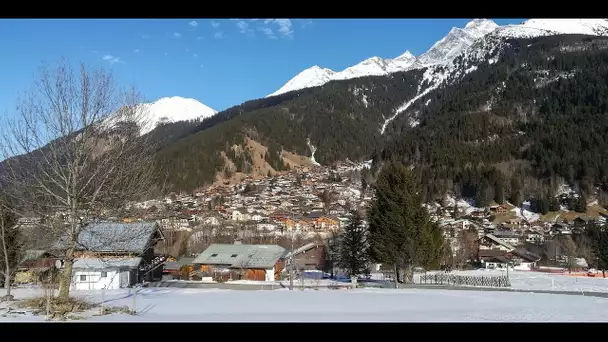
[{"x1": 267, "y1": 18, "x2": 608, "y2": 98}]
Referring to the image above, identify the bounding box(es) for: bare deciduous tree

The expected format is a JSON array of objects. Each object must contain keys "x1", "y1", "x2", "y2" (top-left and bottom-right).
[
  {"x1": 0, "y1": 59, "x2": 158, "y2": 300},
  {"x1": 0, "y1": 203, "x2": 21, "y2": 300}
]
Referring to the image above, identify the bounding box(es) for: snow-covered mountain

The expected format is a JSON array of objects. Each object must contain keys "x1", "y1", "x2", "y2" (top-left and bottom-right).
[
  {"x1": 417, "y1": 19, "x2": 498, "y2": 65},
  {"x1": 267, "y1": 18, "x2": 608, "y2": 98},
  {"x1": 104, "y1": 96, "x2": 217, "y2": 136}
]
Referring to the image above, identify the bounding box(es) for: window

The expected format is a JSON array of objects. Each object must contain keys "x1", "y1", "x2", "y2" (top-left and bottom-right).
[
  {"x1": 211, "y1": 254, "x2": 218, "y2": 257},
  {"x1": 231, "y1": 254, "x2": 238, "y2": 257},
  {"x1": 80, "y1": 275, "x2": 86, "y2": 281},
  {"x1": 101, "y1": 271, "x2": 107, "y2": 278}
]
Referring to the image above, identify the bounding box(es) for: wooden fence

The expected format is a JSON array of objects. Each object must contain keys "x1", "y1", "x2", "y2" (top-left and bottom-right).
[{"x1": 418, "y1": 273, "x2": 511, "y2": 288}]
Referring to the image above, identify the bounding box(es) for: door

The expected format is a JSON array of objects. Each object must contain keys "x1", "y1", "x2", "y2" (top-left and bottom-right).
[{"x1": 119, "y1": 271, "x2": 129, "y2": 288}]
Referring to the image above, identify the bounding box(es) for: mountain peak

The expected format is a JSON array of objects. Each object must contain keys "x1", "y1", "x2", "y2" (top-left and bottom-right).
[
  {"x1": 394, "y1": 50, "x2": 415, "y2": 61},
  {"x1": 266, "y1": 65, "x2": 336, "y2": 98}
]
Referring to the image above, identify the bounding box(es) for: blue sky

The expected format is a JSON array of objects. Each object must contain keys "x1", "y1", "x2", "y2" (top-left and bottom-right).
[{"x1": 0, "y1": 18, "x2": 524, "y2": 113}]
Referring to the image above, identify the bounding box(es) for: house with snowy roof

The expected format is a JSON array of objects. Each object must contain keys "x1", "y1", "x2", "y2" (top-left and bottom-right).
[
  {"x1": 192, "y1": 242, "x2": 286, "y2": 282},
  {"x1": 52, "y1": 221, "x2": 165, "y2": 290}
]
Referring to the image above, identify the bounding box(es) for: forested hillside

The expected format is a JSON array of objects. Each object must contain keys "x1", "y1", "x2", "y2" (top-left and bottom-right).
[
  {"x1": 150, "y1": 34, "x2": 608, "y2": 199},
  {"x1": 153, "y1": 69, "x2": 425, "y2": 192},
  {"x1": 381, "y1": 34, "x2": 608, "y2": 205}
]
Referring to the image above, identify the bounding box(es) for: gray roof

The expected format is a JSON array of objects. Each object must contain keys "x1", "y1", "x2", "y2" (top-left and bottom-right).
[
  {"x1": 53, "y1": 222, "x2": 162, "y2": 254},
  {"x1": 163, "y1": 261, "x2": 180, "y2": 270},
  {"x1": 192, "y1": 244, "x2": 286, "y2": 269},
  {"x1": 284, "y1": 243, "x2": 317, "y2": 259},
  {"x1": 177, "y1": 257, "x2": 195, "y2": 266},
  {"x1": 483, "y1": 234, "x2": 516, "y2": 251},
  {"x1": 72, "y1": 257, "x2": 142, "y2": 269}
]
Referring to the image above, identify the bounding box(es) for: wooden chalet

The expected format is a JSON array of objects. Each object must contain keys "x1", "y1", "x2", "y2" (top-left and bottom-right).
[
  {"x1": 51, "y1": 221, "x2": 166, "y2": 290},
  {"x1": 283, "y1": 242, "x2": 326, "y2": 271},
  {"x1": 192, "y1": 242, "x2": 286, "y2": 282}
]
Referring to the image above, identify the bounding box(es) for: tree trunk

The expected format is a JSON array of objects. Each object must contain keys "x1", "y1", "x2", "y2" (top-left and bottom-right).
[
  {"x1": 58, "y1": 242, "x2": 76, "y2": 299},
  {"x1": 2, "y1": 230, "x2": 11, "y2": 297},
  {"x1": 393, "y1": 264, "x2": 399, "y2": 289},
  {"x1": 3, "y1": 270, "x2": 10, "y2": 297},
  {"x1": 603, "y1": 270, "x2": 605, "y2": 278},
  {"x1": 58, "y1": 259, "x2": 73, "y2": 299}
]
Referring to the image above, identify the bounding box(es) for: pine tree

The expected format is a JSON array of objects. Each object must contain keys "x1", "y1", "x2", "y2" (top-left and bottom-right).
[
  {"x1": 575, "y1": 195, "x2": 587, "y2": 213},
  {"x1": 367, "y1": 160, "x2": 444, "y2": 286},
  {"x1": 586, "y1": 223, "x2": 608, "y2": 277},
  {"x1": 338, "y1": 209, "x2": 370, "y2": 278}
]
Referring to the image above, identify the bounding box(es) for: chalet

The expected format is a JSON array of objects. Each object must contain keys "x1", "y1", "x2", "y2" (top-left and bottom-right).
[
  {"x1": 14, "y1": 250, "x2": 59, "y2": 285},
  {"x1": 492, "y1": 230, "x2": 521, "y2": 246},
  {"x1": 478, "y1": 233, "x2": 516, "y2": 252},
  {"x1": 283, "y1": 242, "x2": 325, "y2": 271},
  {"x1": 470, "y1": 210, "x2": 487, "y2": 219},
  {"x1": 550, "y1": 223, "x2": 572, "y2": 236},
  {"x1": 193, "y1": 242, "x2": 286, "y2": 282},
  {"x1": 479, "y1": 248, "x2": 541, "y2": 271},
  {"x1": 524, "y1": 230, "x2": 545, "y2": 244},
  {"x1": 308, "y1": 212, "x2": 340, "y2": 232},
  {"x1": 51, "y1": 221, "x2": 166, "y2": 290},
  {"x1": 572, "y1": 216, "x2": 591, "y2": 227},
  {"x1": 490, "y1": 205, "x2": 509, "y2": 215}
]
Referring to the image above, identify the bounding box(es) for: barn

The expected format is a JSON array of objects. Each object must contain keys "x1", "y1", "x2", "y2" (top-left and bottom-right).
[{"x1": 193, "y1": 242, "x2": 285, "y2": 282}]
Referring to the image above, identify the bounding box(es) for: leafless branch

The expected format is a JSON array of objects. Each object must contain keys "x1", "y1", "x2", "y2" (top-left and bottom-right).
[{"x1": 0, "y1": 59, "x2": 160, "y2": 299}]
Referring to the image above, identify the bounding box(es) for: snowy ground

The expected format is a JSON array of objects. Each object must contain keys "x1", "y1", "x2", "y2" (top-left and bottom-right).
[
  {"x1": 440, "y1": 269, "x2": 608, "y2": 293},
  {"x1": 2, "y1": 287, "x2": 608, "y2": 322}
]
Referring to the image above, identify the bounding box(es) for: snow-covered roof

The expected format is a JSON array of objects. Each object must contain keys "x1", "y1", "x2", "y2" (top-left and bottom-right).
[
  {"x1": 53, "y1": 221, "x2": 163, "y2": 254},
  {"x1": 72, "y1": 257, "x2": 142, "y2": 269},
  {"x1": 192, "y1": 244, "x2": 286, "y2": 269}
]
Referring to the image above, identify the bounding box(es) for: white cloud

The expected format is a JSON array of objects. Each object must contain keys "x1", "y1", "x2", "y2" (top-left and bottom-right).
[
  {"x1": 263, "y1": 19, "x2": 294, "y2": 38},
  {"x1": 102, "y1": 54, "x2": 122, "y2": 65},
  {"x1": 258, "y1": 26, "x2": 277, "y2": 39},
  {"x1": 211, "y1": 21, "x2": 220, "y2": 29},
  {"x1": 189, "y1": 20, "x2": 198, "y2": 27},
  {"x1": 236, "y1": 20, "x2": 248, "y2": 33},
  {"x1": 300, "y1": 19, "x2": 314, "y2": 28},
  {"x1": 214, "y1": 31, "x2": 224, "y2": 39},
  {"x1": 275, "y1": 19, "x2": 293, "y2": 37},
  {"x1": 193, "y1": 53, "x2": 198, "y2": 58},
  {"x1": 133, "y1": 49, "x2": 140, "y2": 53},
  {"x1": 173, "y1": 32, "x2": 182, "y2": 38}
]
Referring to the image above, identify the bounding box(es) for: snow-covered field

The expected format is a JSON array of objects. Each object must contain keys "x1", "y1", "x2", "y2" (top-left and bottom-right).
[
  {"x1": 444, "y1": 269, "x2": 608, "y2": 293},
  {"x1": 2, "y1": 287, "x2": 608, "y2": 322}
]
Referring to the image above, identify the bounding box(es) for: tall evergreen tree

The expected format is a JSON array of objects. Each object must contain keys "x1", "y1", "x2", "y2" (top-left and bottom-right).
[
  {"x1": 338, "y1": 209, "x2": 370, "y2": 278},
  {"x1": 367, "y1": 160, "x2": 443, "y2": 287},
  {"x1": 586, "y1": 222, "x2": 608, "y2": 277}
]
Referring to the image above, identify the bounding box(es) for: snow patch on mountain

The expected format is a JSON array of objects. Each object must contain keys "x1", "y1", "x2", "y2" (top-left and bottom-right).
[
  {"x1": 104, "y1": 96, "x2": 217, "y2": 136},
  {"x1": 380, "y1": 65, "x2": 449, "y2": 134}
]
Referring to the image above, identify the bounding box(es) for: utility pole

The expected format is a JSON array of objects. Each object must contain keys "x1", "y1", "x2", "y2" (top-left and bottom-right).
[{"x1": 289, "y1": 210, "x2": 294, "y2": 291}]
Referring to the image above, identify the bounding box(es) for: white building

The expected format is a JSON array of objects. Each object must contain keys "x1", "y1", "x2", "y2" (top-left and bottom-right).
[{"x1": 71, "y1": 258, "x2": 142, "y2": 290}]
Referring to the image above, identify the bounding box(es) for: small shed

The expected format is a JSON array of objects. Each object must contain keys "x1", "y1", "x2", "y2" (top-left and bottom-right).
[{"x1": 71, "y1": 257, "x2": 142, "y2": 290}]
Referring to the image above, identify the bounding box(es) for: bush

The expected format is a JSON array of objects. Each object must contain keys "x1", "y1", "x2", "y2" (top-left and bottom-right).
[{"x1": 18, "y1": 295, "x2": 92, "y2": 319}]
